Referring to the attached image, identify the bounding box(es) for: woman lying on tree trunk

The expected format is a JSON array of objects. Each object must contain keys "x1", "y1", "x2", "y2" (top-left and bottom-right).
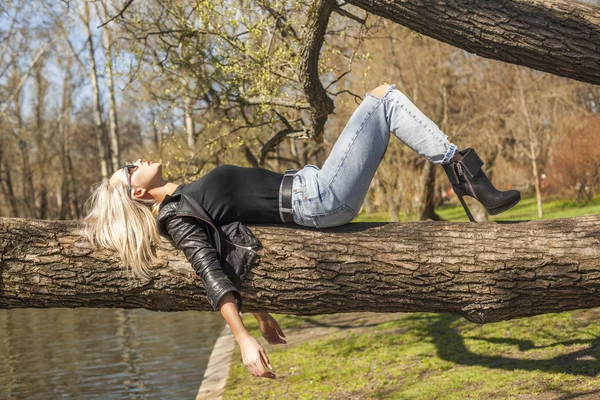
[{"x1": 81, "y1": 83, "x2": 520, "y2": 379}]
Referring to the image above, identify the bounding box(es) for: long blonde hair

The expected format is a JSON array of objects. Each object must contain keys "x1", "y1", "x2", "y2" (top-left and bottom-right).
[{"x1": 80, "y1": 180, "x2": 163, "y2": 279}]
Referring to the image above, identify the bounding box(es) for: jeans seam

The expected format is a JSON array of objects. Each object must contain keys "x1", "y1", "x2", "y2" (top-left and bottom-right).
[
  {"x1": 390, "y1": 99, "x2": 445, "y2": 143},
  {"x1": 316, "y1": 99, "x2": 384, "y2": 200},
  {"x1": 384, "y1": 95, "x2": 455, "y2": 163}
]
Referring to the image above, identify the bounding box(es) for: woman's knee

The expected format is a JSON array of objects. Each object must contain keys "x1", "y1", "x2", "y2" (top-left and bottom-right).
[{"x1": 369, "y1": 84, "x2": 391, "y2": 99}]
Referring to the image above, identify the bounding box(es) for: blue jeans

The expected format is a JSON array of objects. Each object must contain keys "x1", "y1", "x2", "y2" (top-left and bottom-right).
[{"x1": 289, "y1": 84, "x2": 458, "y2": 228}]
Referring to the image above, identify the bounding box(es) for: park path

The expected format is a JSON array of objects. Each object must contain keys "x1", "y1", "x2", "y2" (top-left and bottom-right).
[{"x1": 195, "y1": 325, "x2": 235, "y2": 400}]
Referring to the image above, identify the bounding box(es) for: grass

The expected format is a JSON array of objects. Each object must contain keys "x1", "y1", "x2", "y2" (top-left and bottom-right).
[
  {"x1": 225, "y1": 310, "x2": 600, "y2": 399},
  {"x1": 223, "y1": 197, "x2": 600, "y2": 399},
  {"x1": 436, "y1": 195, "x2": 600, "y2": 222},
  {"x1": 355, "y1": 195, "x2": 600, "y2": 223}
]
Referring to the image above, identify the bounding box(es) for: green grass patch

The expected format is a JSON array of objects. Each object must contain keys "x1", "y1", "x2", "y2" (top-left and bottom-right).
[{"x1": 353, "y1": 196, "x2": 600, "y2": 223}]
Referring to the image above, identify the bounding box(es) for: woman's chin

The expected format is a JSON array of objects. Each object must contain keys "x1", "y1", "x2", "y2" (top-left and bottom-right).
[{"x1": 154, "y1": 163, "x2": 163, "y2": 177}]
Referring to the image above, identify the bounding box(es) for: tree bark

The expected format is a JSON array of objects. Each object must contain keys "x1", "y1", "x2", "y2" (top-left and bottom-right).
[
  {"x1": 345, "y1": 0, "x2": 600, "y2": 86},
  {"x1": 2, "y1": 216, "x2": 600, "y2": 324}
]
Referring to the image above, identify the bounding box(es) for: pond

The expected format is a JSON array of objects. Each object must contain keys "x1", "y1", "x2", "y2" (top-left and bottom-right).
[{"x1": 0, "y1": 308, "x2": 224, "y2": 399}]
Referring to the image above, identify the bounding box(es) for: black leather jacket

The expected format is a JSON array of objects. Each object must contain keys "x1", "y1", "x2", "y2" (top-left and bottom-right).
[{"x1": 156, "y1": 192, "x2": 261, "y2": 311}]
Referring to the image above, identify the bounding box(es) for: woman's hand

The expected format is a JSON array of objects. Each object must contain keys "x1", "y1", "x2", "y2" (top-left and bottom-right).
[
  {"x1": 217, "y1": 293, "x2": 277, "y2": 379},
  {"x1": 238, "y1": 334, "x2": 275, "y2": 379},
  {"x1": 253, "y1": 312, "x2": 287, "y2": 345}
]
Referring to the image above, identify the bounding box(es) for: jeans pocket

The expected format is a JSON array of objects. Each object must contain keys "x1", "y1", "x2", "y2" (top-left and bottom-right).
[
  {"x1": 292, "y1": 174, "x2": 305, "y2": 195},
  {"x1": 311, "y1": 204, "x2": 357, "y2": 229}
]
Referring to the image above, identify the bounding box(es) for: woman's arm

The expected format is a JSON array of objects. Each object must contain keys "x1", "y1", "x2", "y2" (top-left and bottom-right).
[
  {"x1": 219, "y1": 293, "x2": 275, "y2": 379},
  {"x1": 164, "y1": 214, "x2": 273, "y2": 378},
  {"x1": 164, "y1": 214, "x2": 242, "y2": 310}
]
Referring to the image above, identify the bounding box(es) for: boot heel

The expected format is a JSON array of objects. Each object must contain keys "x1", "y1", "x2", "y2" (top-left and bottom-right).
[{"x1": 457, "y1": 195, "x2": 477, "y2": 223}]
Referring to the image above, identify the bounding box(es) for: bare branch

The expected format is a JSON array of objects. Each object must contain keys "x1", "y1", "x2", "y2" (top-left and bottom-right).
[
  {"x1": 97, "y1": 0, "x2": 135, "y2": 28},
  {"x1": 333, "y1": 4, "x2": 366, "y2": 24},
  {"x1": 259, "y1": 111, "x2": 305, "y2": 166},
  {"x1": 0, "y1": 39, "x2": 57, "y2": 117},
  {"x1": 241, "y1": 96, "x2": 311, "y2": 110}
]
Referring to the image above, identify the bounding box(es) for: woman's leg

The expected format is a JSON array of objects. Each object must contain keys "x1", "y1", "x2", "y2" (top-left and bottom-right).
[{"x1": 292, "y1": 83, "x2": 458, "y2": 228}]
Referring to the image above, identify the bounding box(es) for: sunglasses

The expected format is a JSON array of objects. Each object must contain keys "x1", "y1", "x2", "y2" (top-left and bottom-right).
[{"x1": 121, "y1": 164, "x2": 139, "y2": 194}]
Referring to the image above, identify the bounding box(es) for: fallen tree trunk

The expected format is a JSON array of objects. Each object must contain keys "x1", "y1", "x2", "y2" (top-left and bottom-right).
[
  {"x1": 1, "y1": 215, "x2": 599, "y2": 323},
  {"x1": 345, "y1": 0, "x2": 600, "y2": 85}
]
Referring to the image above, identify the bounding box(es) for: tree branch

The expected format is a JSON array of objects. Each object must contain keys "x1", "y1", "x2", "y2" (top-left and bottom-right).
[
  {"x1": 258, "y1": 111, "x2": 304, "y2": 165},
  {"x1": 241, "y1": 96, "x2": 311, "y2": 110},
  {"x1": 333, "y1": 4, "x2": 366, "y2": 24},
  {"x1": 298, "y1": 0, "x2": 337, "y2": 143},
  {"x1": 97, "y1": 0, "x2": 136, "y2": 28},
  {"x1": 345, "y1": 0, "x2": 600, "y2": 85}
]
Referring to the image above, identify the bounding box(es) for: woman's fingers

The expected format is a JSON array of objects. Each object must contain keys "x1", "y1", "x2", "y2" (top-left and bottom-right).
[
  {"x1": 259, "y1": 348, "x2": 272, "y2": 370},
  {"x1": 239, "y1": 335, "x2": 276, "y2": 379},
  {"x1": 247, "y1": 360, "x2": 275, "y2": 379},
  {"x1": 264, "y1": 331, "x2": 280, "y2": 344},
  {"x1": 276, "y1": 325, "x2": 286, "y2": 337},
  {"x1": 246, "y1": 360, "x2": 266, "y2": 378},
  {"x1": 242, "y1": 346, "x2": 275, "y2": 378},
  {"x1": 270, "y1": 318, "x2": 286, "y2": 338},
  {"x1": 263, "y1": 318, "x2": 287, "y2": 344},
  {"x1": 266, "y1": 335, "x2": 286, "y2": 345}
]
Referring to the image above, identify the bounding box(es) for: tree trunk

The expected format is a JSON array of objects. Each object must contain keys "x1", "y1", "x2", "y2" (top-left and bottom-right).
[
  {"x1": 59, "y1": 59, "x2": 75, "y2": 220},
  {"x1": 101, "y1": 8, "x2": 122, "y2": 172},
  {"x1": 33, "y1": 64, "x2": 49, "y2": 220},
  {"x1": 2, "y1": 216, "x2": 600, "y2": 324},
  {"x1": 345, "y1": 0, "x2": 600, "y2": 85},
  {"x1": 83, "y1": 2, "x2": 110, "y2": 181},
  {"x1": 183, "y1": 92, "x2": 196, "y2": 158},
  {"x1": 12, "y1": 92, "x2": 35, "y2": 219},
  {"x1": 417, "y1": 160, "x2": 441, "y2": 221},
  {"x1": 385, "y1": 190, "x2": 399, "y2": 222},
  {"x1": 531, "y1": 151, "x2": 544, "y2": 219},
  {"x1": 0, "y1": 163, "x2": 19, "y2": 217},
  {"x1": 516, "y1": 68, "x2": 545, "y2": 219},
  {"x1": 298, "y1": 0, "x2": 336, "y2": 143},
  {"x1": 0, "y1": 144, "x2": 19, "y2": 217}
]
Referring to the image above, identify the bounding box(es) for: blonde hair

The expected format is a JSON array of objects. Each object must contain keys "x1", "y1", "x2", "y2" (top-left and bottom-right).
[{"x1": 80, "y1": 180, "x2": 163, "y2": 279}]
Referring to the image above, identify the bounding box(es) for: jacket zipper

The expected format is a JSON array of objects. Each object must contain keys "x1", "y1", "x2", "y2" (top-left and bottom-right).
[
  {"x1": 177, "y1": 212, "x2": 258, "y2": 255},
  {"x1": 178, "y1": 212, "x2": 222, "y2": 256},
  {"x1": 226, "y1": 240, "x2": 257, "y2": 253}
]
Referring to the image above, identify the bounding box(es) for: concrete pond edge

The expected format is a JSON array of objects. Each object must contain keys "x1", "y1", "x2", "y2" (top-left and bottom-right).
[{"x1": 196, "y1": 325, "x2": 235, "y2": 400}]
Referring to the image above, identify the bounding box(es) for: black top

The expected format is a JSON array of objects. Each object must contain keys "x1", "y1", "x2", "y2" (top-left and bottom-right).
[{"x1": 171, "y1": 165, "x2": 283, "y2": 225}]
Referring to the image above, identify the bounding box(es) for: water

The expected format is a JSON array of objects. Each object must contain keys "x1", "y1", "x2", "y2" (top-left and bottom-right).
[{"x1": 0, "y1": 308, "x2": 224, "y2": 399}]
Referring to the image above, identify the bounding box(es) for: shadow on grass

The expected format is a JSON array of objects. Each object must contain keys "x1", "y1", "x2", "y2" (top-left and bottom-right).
[
  {"x1": 414, "y1": 313, "x2": 600, "y2": 377},
  {"x1": 276, "y1": 315, "x2": 392, "y2": 331}
]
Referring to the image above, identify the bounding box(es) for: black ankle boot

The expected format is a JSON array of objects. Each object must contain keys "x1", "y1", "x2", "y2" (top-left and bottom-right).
[{"x1": 442, "y1": 148, "x2": 521, "y2": 222}]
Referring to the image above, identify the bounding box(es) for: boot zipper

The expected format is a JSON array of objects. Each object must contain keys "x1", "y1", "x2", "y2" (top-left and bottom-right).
[{"x1": 458, "y1": 162, "x2": 478, "y2": 200}]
